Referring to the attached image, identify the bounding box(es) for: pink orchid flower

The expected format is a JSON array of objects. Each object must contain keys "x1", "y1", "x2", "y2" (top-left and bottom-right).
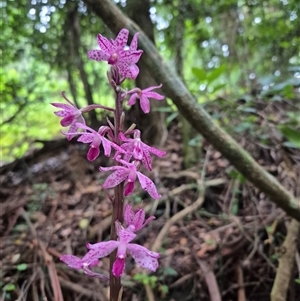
[
  {"x1": 88, "y1": 29, "x2": 143, "y2": 80},
  {"x1": 127, "y1": 84, "x2": 165, "y2": 114},
  {"x1": 119, "y1": 130, "x2": 166, "y2": 170},
  {"x1": 60, "y1": 252, "x2": 109, "y2": 280},
  {"x1": 124, "y1": 204, "x2": 155, "y2": 232},
  {"x1": 99, "y1": 158, "x2": 161, "y2": 199},
  {"x1": 86, "y1": 221, "x2": 160, "y2": 277},
  {"x1": 51, "y1": 92, "x2": 86, "y2": 141},
  {"x1": 64, "y1": 123, "x2": 124, "y2": 161}
]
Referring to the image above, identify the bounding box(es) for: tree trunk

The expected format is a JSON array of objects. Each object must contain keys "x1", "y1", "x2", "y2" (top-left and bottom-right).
[
  {"x1": 67, "y1": 6, "x2": 99, "y2": 129},
  {"x1": 174, "y1": 0, "x2": 198, "y2": 168}
]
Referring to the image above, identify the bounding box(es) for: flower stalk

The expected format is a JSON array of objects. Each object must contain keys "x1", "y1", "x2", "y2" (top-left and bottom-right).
[{"x1": 110, "y1": 70, "x2": 124, "y2": 300}]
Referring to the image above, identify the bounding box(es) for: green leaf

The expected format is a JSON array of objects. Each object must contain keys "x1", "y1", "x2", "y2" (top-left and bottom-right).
[
  {"x1": 192, "y1": 67, "x2": 207, "y2": 81},
  {"x1": 207, "y1": 65, "x2": 226, "y2": 83},
  {"x1": 164, "y1": 266, "x2": 178, "y2": 276},
  {"x1": 211, "y1": 83, "x2": 226, "y2": 92},
  {"x1": 278, "y1": 126, "x2": 300, "y2": 148},
  {"x1": 3, "y1": 283, "x2": 15, "y2": 291},
  {"x1": 17, "y1": 263, "x2": 27, "y2": 271}
]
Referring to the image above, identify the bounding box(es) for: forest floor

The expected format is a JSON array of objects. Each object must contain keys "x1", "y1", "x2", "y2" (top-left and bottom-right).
[{"x1": 1, "y1": 97, "x2": 300, "y2": 301}]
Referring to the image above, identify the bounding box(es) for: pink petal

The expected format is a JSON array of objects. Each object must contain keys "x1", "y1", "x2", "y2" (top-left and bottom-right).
[
  {"x1": 119, "y1": 132, "x2": 131, "y2": 142},
  {"x1": 75, "y1": 123, "x2": 94, "y2": 132},
  {"x1": 132, "y1": 143, "x2": 143, "y2": 161},
  {"x1": 140, "y1": 148, "x2": 152, "y2": 171},
  {"x1": 97, "y1": 34, "x2": 113, "y2": 55},
  {"x1": 146, "y1": 145, "x2": 167, "y2": 157},
  {"x1": 127, "y1": 244, "x2": 160, "y2": 271},
  {"x1": 88, "y1": 50, "x2": 109, "y2": 61},
  {"x1": 51, "y1": 103, "x2": 75, "y2": 110},
  {"x1": 128, "y1": 63, "x2": 140, "y2": 79},
  {"x1": 60, "y1": 254, "x2": 82, "y2": 269},
  {"x1": 118, "y1": 229, "x2": 136, "y2": 244},
  {"x1": 137, "y1": 172, "x2": 161, "y2": 199},
  {"x1": 122, "y1": 50, "x2": 143, "y2": 64},
  {"x1": 54, "y1": 110, "x2": 69, "y2": 117},
  {"x1": 124, "y1": 181, "x2": 135, "y2": 196},
  {"x1": 82, "y1": 253, "x2": 99, "y2": 267},
  {"x1": 143, "y1": 84, "x2": 163, "y2": 92},
  {"x1": 142, "y1": 216, "x2": 156, "y2": 229},
  {"x1": 66, "y1": 123, "x2": 79, "y2": 141},
  {"x1": 61, "y1": 115, "x2": 75, "y2": 127},
  {"x1": 102, "y1": 169, "x2": 129, "y2": 189},
  {"x1": 86, "y1": 241, "x2": 119, "y2": 257},
  {"x1": 129, "y1": 32, "x2": 139, "y2": 51},
  {"x1": 81, "y1": 251, "x2": 100, "y2": 266},
  {"x1": 114, "y1": 28, "x2": 129, "y2": 49},
  {"x1": 112, "y1": 257, "x2": 125, "y2": 277},
  {"x1": 144, "y1": 91, "x2": 165, "y2": 100},
  {"x1": 82, "y1": 266, "x2": 109, "y2": 280},
  {"x1": 139, "y1": 94, "x2": 150, "y2": 114},
  {"x1": 87, "y1": 146, "x2": 100, "y2": 161},
  {"x1": 132, "y1": 209, "x2": 145, "y2": 231},
  {"x1": 141, "y1": 156, "x2": 152, "y2": 171},
  {"x1": 77, "y1": 115, "x2": 86, "y2": 126},
  {"x1": 117, "y1": 61, "x2": 140, "y2": 79},
  {"x1": 121, "y1": 142, "x2": 134, "y2": 157},
  {"x1": 124, "y1": 204, "x2": 135, "y2": 226},
  {"x1": 127, "y1": 93, "x2": 138, "y2": 106},
  {"x1": 100, "y1": 138, "x2": 112, "y2": 157},
  {"x1": 77, "y1": 134, "x2": 94, "y2": 143}
]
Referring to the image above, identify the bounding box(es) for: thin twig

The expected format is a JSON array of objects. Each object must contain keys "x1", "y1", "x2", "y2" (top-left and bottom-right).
[
  {"x1": 197, "y1": 259, "x2": 222, "y2": 301},
  {"x1": 151, "y1": 186, "x2": 205, "y2": 253},
  {"x1": 271, "y1": 219, "x2": 300, "y2": 301},
  {"x1": 236, "y1": 263, "x2": 246, "y2": 301}
]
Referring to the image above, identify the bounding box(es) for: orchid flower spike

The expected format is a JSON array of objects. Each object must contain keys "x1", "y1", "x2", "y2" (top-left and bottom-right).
[
  {"x1": 124, "y1": 204, "x2": 155, "y2": 232},
  {"x1": 99, "y1": 158, "x2": 161, "y2": 199},
  {"x1": 127, "y1": 84, "x2": 165, "y2": 114},
  {"x1": 86, "y1": 221, "x2": 160, "y2": 277},
  {"x1": 88, "y1": 28, "x2": 143, "y2": 80},
  {"x1": 119, "y1": 130, "x2": 166, "y2": 170},
  {"x1": 51, "y1": 92, "x2": 86, "y2": 141}
]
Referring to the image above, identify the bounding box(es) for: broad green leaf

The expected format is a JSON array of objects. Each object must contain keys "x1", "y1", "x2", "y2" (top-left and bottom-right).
[
  {"x1": 207, "y1": 65, "x2": 226, "y2": 83},
  {"x1": 17, "y1": 263, "x2": 27, "y2": 271},
  {"x1": 211, "y1": 83, "x2": 226, "y2": 92},
  {"x1": 192, "y1": 67, "x2": 207, "y2": 81},
  {"x1": 3, "y1": 283, "x2": 15, "y2": 291}
]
